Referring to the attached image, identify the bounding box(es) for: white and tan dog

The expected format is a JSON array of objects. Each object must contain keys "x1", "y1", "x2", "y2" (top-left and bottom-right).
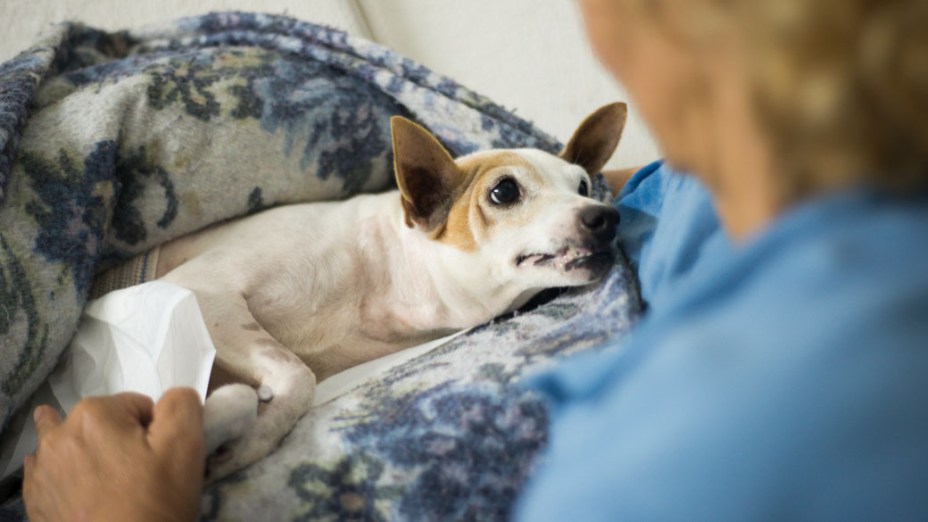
[{"x1": 160, "y1": 103, "x2": 627, "y2": 480}]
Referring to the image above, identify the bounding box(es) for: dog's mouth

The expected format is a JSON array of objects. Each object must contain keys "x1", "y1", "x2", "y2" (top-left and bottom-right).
[{"x1": 515, "y1": 245, "x2": 613, "y2": 272}]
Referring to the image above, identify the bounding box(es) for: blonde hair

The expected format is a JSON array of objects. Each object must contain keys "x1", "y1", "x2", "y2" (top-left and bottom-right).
[{"x1": 641, "y1": 0, "x2": 928, "y2": 200}]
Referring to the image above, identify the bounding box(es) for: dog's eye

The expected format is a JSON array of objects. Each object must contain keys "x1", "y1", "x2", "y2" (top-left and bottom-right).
[
  {"x1": 489, "y1": 178, "x2": 520, "y2": 206},
  {"x1": 578, "y1": 180, "x2": 590, "y2": 197}
]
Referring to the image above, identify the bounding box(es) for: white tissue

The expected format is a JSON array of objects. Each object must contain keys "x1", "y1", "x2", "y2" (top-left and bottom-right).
[{"x1": 0, "y1": 281, "x2": 215, "y2": 479}]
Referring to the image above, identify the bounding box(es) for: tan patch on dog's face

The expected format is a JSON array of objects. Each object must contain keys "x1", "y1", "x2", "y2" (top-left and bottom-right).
[{"x1": 435, "y1": 152, "x2": 541, "y2": 251}]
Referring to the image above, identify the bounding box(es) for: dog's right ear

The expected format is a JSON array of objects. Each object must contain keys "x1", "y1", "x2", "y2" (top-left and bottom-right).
[
  {"x1": 391, "y1": 116, "x2": 463, "y2": 231},
  {"x1": 561, "y1": 102, "x2": 627, "y2": 175}
]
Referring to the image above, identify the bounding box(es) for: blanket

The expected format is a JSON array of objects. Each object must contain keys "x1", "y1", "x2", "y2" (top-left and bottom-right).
[{"x1": 0, "y1": 12, "x2": 640, "y2": 520}]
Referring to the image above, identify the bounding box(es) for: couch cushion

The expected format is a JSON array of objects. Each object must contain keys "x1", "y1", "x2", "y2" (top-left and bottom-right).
[{"x1": 358, "y1": 0, "x2": 660, "y2": 169}]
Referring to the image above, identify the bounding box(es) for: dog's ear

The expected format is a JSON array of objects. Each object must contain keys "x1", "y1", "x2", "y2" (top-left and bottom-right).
[
  {"x1": 561, "y1": 102, "x2": 627, "y2": 175},
  {"x1": 391, "y1": 116, "x2": 463, "y2": 231}
]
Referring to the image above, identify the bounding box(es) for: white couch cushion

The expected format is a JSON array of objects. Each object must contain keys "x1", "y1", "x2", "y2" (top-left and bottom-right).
[
  {"x1": 0, "y1": 0, "x2": 372, "y2": 61},
  {"x1": 358, "y1": 0, "x2": 660, "y2": 169}
]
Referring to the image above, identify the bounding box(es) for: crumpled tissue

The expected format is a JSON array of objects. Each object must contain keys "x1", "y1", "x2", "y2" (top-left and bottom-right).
[{"x1": 0, "y1": 281, "x2": 215, "y2": 479}]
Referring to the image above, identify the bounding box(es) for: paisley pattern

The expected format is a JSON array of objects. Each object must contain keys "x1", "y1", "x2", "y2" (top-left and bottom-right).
[{"x1": 0, "y1": 12, "x2": 640, "y2": 519}]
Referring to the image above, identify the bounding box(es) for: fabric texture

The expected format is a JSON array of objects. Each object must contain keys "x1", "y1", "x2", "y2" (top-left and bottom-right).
[
  {"x1": 0, "y1": 12, "x2": 641, "y2": 519},
  {"x1": 517, "y1": 164, "x2": 928, "y2": 520}
]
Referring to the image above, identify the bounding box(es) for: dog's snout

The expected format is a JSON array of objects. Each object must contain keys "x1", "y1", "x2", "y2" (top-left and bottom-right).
[{"x1": 579, "y1": 206, "x2": 619, "y2": 239}]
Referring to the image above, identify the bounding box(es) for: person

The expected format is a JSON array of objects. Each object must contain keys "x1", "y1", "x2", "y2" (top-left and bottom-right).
[{"x1": 23, "y1": 0, "x2": 928, "y2": 519}]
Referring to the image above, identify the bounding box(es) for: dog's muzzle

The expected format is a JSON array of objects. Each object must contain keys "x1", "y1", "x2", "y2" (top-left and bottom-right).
[
  {"x1": 565, "y1": 204, "x2": 619, "y2": 275},
  {"x1": 514, "y1": 205, "x2": 619, "y2": 276}
]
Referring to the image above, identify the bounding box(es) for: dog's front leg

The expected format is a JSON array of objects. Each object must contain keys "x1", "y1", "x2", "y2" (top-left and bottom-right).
[{"x1": 162, "y1": 268, "x2": 316, "y2": 482}]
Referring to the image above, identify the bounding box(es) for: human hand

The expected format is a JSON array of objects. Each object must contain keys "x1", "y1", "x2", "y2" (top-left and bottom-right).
[{"x1": 23, "y1": 388, "x2": 205, "y2": 522}]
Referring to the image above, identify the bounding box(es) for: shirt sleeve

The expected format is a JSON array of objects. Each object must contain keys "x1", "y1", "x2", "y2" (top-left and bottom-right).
[{"x1": 614, "y1": 162, "x2": 730, "y2": 311}]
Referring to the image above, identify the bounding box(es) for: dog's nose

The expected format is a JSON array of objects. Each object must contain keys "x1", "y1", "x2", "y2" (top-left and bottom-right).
[{"x1": 579, "y1": 205, "x2": 619, "y2": 240}]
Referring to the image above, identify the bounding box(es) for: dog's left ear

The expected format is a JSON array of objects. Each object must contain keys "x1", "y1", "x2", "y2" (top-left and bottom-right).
[
  {"x1": 391, "y1": 116, "x2": 463, "y2": 231},
  {"x1": 561, "y1": 102, "x2": 627, "y2": 175}
]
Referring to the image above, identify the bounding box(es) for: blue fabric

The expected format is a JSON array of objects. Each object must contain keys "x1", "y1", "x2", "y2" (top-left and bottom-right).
[
  {"x1": 614, "y1": 161, "x2": 731, "y2": 310},
  {"x1": 516, "y1": 165, "x2": 928, "y2": 520}
]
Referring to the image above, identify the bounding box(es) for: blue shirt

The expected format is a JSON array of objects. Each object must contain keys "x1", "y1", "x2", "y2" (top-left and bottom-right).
[{"x1": 516, "y1": 163, "x2": 928, "y2": 520}]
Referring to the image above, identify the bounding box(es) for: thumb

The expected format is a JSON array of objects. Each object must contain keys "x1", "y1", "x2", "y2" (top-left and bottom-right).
[
  {"x1": 148, "y1": 388, "x2": 205, "y2": 464},
  {"x1": 33, "y1": 405, "x2": 62, "y2": 441}
]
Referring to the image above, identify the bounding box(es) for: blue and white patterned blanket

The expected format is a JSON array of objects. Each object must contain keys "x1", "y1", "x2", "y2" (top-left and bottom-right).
[{"x1": 0, "y1": 12, "x2": 640, "y2": 519}]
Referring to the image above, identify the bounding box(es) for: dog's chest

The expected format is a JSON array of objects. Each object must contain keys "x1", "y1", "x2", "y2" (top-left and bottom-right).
[{"x1": 248, "y1": 272, "x2": 450, "y2": 379}]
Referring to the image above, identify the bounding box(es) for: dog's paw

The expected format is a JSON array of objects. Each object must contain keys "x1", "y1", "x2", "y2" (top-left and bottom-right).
[
  {"x1": 204, "y1": 423, "x2": 279, "y2": 483},
  {"x1": 202, "y1": 384, "x2": 258, "y2": 455},
  {"x1": 202, "y1": 384, "x2": 301, "y2": 483},
  {"x1": 201, "y1": 371, "x2": 315, "y2": 483}
]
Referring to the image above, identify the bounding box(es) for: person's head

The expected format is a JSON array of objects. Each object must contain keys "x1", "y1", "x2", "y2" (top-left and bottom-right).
[{"x1": 579, "y1": 0, "x2": 928, "y2": 225}]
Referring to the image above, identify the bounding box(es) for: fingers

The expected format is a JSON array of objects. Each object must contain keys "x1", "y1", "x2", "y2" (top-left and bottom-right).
[
  {"x1": 32, "y1": 390, "x2": 203, "y2": 467},
  {"x1": 33, "y1": 405, "x2": 62, "y2": 441},
  {"x1": 148, "y1": 388, "x2": 205, "y2": 462},
  {"x1": 154, "y1": 388, "x2": 203, "y2": 430},
  {"x1": 22, "y1": 453, "x2": 36, "y2": 496},
  {"x1": 26, "y1": 407, "x2": 65, "y2": 522},
  {"x1": 65, "y1": 393, "x2": 155, "y2": 438},
  {"x1": 23, "y1": 454, "x2": 36, "y2": 493},
  {"x1": 111, "y1": 392, "x2": 156, "y2": 427},
  {"x1": 23, "y1": 391, "x2": 205, "y2": 522},
  {"x1": 22, "y1": 454, "x2": 42, "y2": 522}
]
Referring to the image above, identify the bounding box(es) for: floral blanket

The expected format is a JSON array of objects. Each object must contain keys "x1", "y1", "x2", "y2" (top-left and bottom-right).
[{"x1": 0, "y1": 12, "x2": 640, "y2": 520}]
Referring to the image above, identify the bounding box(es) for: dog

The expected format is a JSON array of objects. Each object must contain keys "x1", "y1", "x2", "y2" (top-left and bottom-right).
[{"x1": 156, "y1": 102, "x2": 627, "y2": 480}]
